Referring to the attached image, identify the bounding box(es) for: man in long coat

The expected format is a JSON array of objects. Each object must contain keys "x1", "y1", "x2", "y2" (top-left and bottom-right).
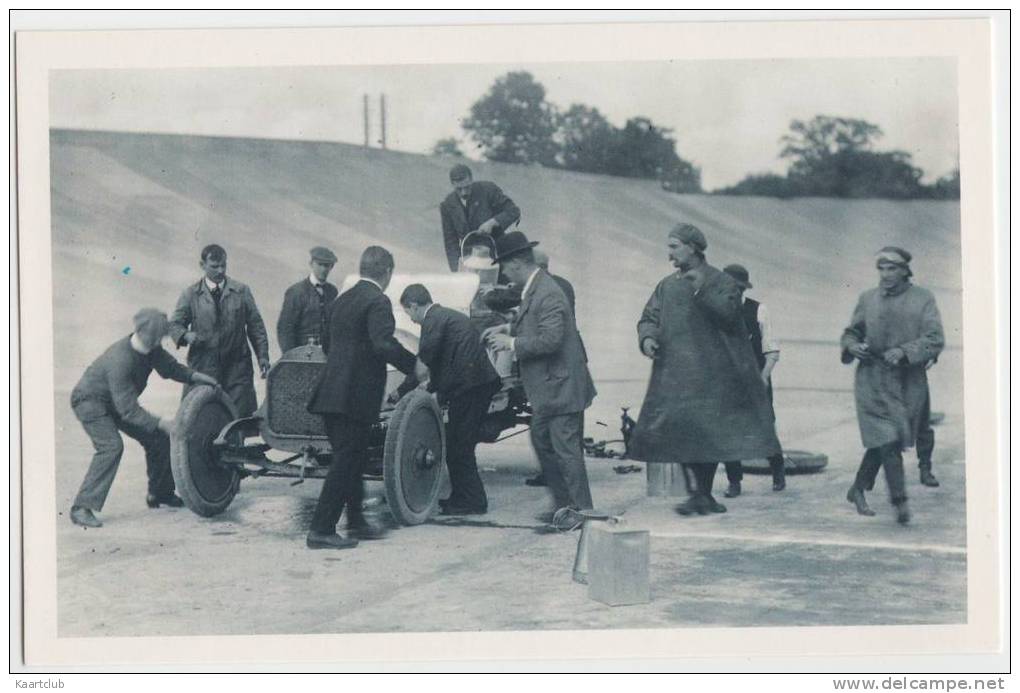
[
  {"x1": 306, "y1": 246, "x2": 417, "y2": 549},
  {"x1": 169, "y1": 244, "x2": 270, "y2": 417},
  {"x1": 629, "y1": 224, "x2": 781, "y2": 516},
  {"x1": 440, "y1": 164, "x2": 521, "y2": 271},
  {"x1": 486, "y1": 231, "x2": 597, "y2": 521},
  {"x1": 276, "y1": 246, "x2": 340, "y2": 353},
  {"x1": 841, "y1": 246, "x2": 944, "y2": 524}
]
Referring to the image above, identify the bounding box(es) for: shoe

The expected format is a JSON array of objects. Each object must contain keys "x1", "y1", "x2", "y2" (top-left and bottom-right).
[
  {"x1": 773, "y1": 478, "x2": 786, "y2": 492},
  {"x1": 146, "y1": 493, "x2": 184, "y2": 509},
  {"x1": 346, "y1": 522, "x2": 389, "y2": 541},
  {"x1": 439, "y1": 503, "x2": 487, "y2": 516},
  {"x1": 525, "y1": 474, "x2": 548, "y2": 487},
  {"x1": 306, "y1": 531, "x2": 359, "y2": 550},
  {"x1": 895, "y1": 501, "x2": 911, "y2": 525},
  {"x1": 675, "y1": 496, "x2": 709, "y2": 516},
  {"x1": 846, "y1": 486, "x2": 876, "y2": 516},
  {"x1": 920, "y1": 469, "x2": 940, "y2": 487},
  {"x1": 70, "y1": 506, "x2": 102, "y2": 528},
  {"x1": 704, "y1": 495, "x2": 727, "y2": 513},
  {"x1": 723, "y1": 482, "x2": 741, "y2": 498}
]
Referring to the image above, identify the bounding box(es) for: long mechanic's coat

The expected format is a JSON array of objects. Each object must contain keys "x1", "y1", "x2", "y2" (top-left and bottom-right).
[
  {"x1": 629, "y1": 264, "x2": 781, "y2": 465},
  {"x1": 169, "y1": 277, "x2": 270, "y2": 417},
  {"x1": 839, "y1": 283, "x2": 944, "y2": 450}
]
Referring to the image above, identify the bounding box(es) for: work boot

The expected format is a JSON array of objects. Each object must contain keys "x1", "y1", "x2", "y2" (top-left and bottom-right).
[
  {"x1": 146, "y1": 493, "x2": 184, "y2": 508},
  {"x1": 70, "y1": 506, "x2": 102, "y2": 528},
  {"x1": 703, "y1": 495, "x2": 727, "y2": 514},
  {"x1": 675, "y1": 496, "x2": 708, "y2": 516},
  {"x1": 723, "y1": 481, "x2": 741, "y2": 498},
  {"x1": 306, "y1": 531, "x2": 359, "y2": 550},
  {"x1": 920, "y1": 468, "x2": 940, "y2": 488},
  {"x1": 772, "y1": 478, "x2": 786, "y2": 492},
  {"x1": 846, "y1": 486, "x2": 876, "y2": 516},
  {"x1": 895, "y1": 501, "x2": 911, "y2": 525}
]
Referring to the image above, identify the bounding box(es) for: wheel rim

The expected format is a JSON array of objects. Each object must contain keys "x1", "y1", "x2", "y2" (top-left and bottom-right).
[
  {"x1": 398, "y1": 403, "x2": 443, "y2": 514},
  {"x1": 185, "y1": 398, "x2": 236, "y2": 502}
]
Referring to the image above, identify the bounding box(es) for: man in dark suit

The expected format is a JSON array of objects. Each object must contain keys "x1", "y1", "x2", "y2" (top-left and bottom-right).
[
  {"x1": 486, "y1": 232, "x2": 597, "y2": 519},
  {"x1": 276, "y1": 246, "x2": 339, "y2": 353},
  {"x1": 525, "y1": 248, "x2": 578, "y2": 488},
  {"x1": 394, "y1": 284, "x2": 502, "y2": 515},
  {"x1": 440, "y1": 164, "x2": 521, "y2": 271},
  {"x1": 306, "y1": 246, "x2": 417, "y2": 549}
]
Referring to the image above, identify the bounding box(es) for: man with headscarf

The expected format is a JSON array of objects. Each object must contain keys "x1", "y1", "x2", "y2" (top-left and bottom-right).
[
  {"x1": 440, "y1": 164, "x2": 521, "y2": 271},
  {"x1": 628, "y1": 224, "x2": 782, "y2": 516},
  {"x1": 68, "y1": 309, "x2": 221, "y2": 527},
  {"x1": 841, "y1": 246, "x2": 944, "y2": 525}
]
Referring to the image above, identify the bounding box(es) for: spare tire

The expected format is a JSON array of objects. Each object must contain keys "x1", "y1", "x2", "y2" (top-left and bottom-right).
[
  {"x1": 170, "y1": 386, "x2": 241, "y2": 517},
  {"x1": 383, "y1": 389, "x2": 446, "y2": 525},
  {"x1": 741, "y1": 450, "x2": 828, "y2": 475}
]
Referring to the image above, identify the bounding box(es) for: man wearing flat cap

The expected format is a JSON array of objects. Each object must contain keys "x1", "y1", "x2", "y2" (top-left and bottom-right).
[
  {"x1": 277, "y1": 246, "x2": 340, "y2": 353},
  {"x1": 720, "y1": 263, "x2": 787, "y2": 496},
  {"x1": 68, "y1": 309, "x2": 220, "y2": 527},
  {"x1": 841, "y1": 246, "x2": 944, "y2": 525},
  {"x1": 485, "y1": 231, "x2": 596, "y2": 522},
  {"x1": 440, "y1": 164, "x2": 521, "y2": 272},
  {"x1": 629, "y1": 224, "x2": 782, "y2": 517}
]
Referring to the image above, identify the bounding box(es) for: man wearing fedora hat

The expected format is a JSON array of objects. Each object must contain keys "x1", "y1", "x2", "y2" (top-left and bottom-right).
[
  {"x1": 440, "y1": 164, "x2": 521, "y2": 272},
  {"x1": 485, "y1": 231, "x2": 597, "y2": 519},
  {"x1": 721, "y1": 263, "x2": 787, "y2": 496},
  {"x1": 277, "y1": 246, "x2": 340, "y2": 353},
  {"x1": 628, "y1": 224, "x2": 781, "y2": 517},
  {"x1": 841, "y1": 246, "x2": 944, "y2": 525}
]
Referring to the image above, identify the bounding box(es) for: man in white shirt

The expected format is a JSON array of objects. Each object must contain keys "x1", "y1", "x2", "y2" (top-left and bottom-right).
[{"x1": 722, "y1": 264, "x2": 787, "y2": 496}]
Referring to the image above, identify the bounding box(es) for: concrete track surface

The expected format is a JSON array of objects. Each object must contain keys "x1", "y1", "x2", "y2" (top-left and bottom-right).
[{"x1": 49, "y1": 130, "x2": 965, "y2": 636}]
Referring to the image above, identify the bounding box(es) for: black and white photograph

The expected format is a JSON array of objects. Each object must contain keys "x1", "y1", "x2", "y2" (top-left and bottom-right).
[{"x1": 12, "y1": 13, "x2": 1005, "y2": 670}]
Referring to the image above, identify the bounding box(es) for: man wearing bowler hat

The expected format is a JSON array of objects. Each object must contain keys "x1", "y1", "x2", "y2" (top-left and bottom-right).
[
  {"x1": 440, "y1": 164, "x2": 521, "y2": 271},
  {"x1": 485, "y1": 231, "x2": 597, "y2": 522},
  {"x1": 277, "y1": 246, "x2": 340, "y2": 353},
  {"x1": 720, "y1": 263, "x2": 787, "y2": 496}
]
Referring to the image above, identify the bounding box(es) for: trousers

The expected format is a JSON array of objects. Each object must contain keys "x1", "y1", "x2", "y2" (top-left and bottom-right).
[
  {"x1": 72, "y1": 400, "x2": 175, "y2": 511},
  {"x1": 724, "y1": 378, "x2": 786, "y2": 484},
  {"x1": 681, "y1": 462, "x2": 720, "y2": 497},
  {"x1": 310, "y1": 414, "x2": 371, "y2": 534},
  {"x1": 853, "y1": 442, "x2": 908, "y2": 505},
  {"x1": 530, "y1": 411, "x2": 593, "y2": 510},
  {"x1": 916, "y1": 394, "x2": 935, "y2": 470},
  {"x1": 445, "y1": 382, "x2": 499, "y2": 510}
]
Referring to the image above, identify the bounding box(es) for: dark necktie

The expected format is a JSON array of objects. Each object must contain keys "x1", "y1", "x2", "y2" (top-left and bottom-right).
[{"x1": 210, "y1": 285, "x2": 222, "y2": 321}]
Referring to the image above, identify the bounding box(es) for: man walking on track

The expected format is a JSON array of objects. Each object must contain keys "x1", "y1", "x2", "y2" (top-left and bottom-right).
[
  {"x1": 306, "y1": 246, "x2": 417, "y2": 549},
  {"x1": 628, "y1": 223, "x2": 781, "y2": 517},
  {"x1": 841, "y1": 246, "x2": 944, "y2": 525}
]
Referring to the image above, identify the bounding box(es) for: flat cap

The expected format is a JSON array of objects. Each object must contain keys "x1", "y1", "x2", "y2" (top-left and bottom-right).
[
  {"x1": 310, "y1": 246, "x2": 337, "y2": 264},
  {"x1": 449, "y1": 163, "x2": 473, "y2": 182},
  {"x1": 133, "y1": 308, "x2": 169, "y2": 335},
  {"x1": 669, "y1": 223, "x2": 707, "y2": 252}
]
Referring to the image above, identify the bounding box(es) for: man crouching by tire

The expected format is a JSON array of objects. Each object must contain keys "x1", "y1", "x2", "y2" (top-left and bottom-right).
[{"x1": 68, "y1": 308, "x2": 220, "y2": 528}]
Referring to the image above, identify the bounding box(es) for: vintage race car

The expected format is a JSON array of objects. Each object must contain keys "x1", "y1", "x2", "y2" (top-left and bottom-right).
[{"x1": 169, "y1": 269, "x2": 530, "y2": 525}]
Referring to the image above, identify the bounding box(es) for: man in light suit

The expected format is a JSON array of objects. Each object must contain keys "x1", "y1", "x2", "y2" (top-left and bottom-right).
[
  {"x1": 486, "y1": 231, "x2": 597, "y2": 519},
  {"x1": 306, "y1": 246, "x2": 417, "y2": 549}
]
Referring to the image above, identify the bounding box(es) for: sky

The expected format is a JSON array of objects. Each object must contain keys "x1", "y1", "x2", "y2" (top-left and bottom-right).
[{"x1": 50, "y1": 57, "x2": 959, "y2": 190}]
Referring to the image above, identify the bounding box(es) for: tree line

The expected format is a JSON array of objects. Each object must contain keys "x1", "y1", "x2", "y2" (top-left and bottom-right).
[{"x1": 434, "y1": 71, "x2": 960, "y2": 200}]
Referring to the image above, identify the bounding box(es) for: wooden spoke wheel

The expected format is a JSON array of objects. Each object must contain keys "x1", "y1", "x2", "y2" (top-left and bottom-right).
[
  {"x1": 170, "y1": 386, "x2": 241, "y2": 517},
  {"x1": 382, "y1": 389, "x2": 446, "y2": 525}
]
